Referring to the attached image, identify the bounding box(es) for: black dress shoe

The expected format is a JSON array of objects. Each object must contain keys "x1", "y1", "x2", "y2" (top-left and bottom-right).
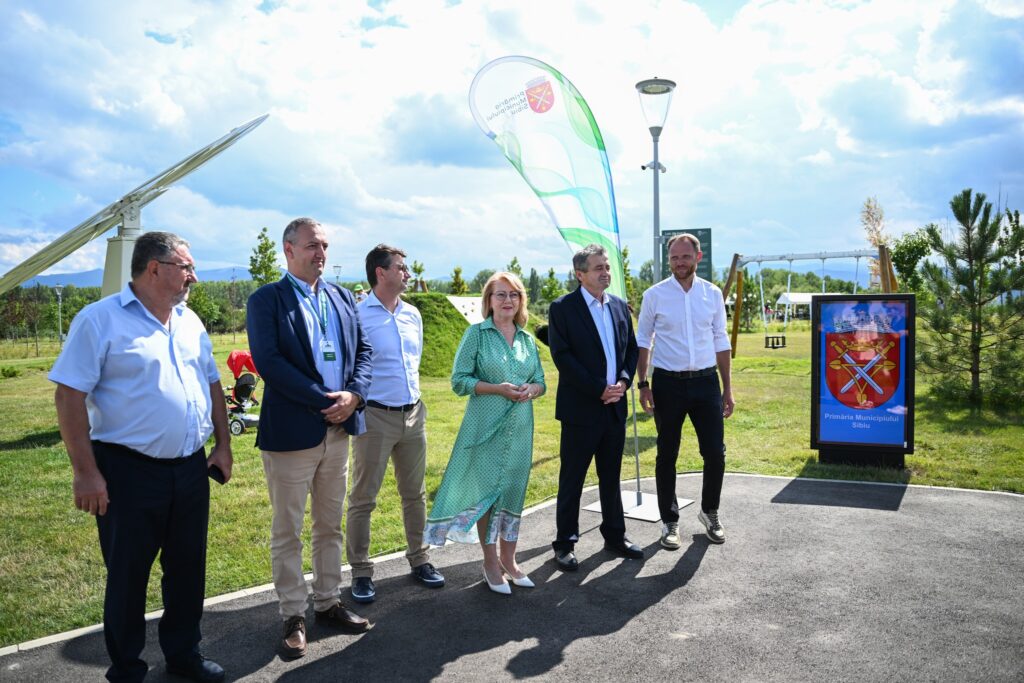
[
  {"x1": 280, "y1": 615, "x2": 307, "y2": 659},
  {"x1": 555, "y1": 550, "x2": 579, "y2": 571},
  {"x1": 166, "y1": 653, "x2": 225, "y2": 683},
  {"x1": 315, "y1": 602, "x2": 373, "y2": 633},
  {"x1": 604, "y1": 539, "x2": 644, "y2": 559}
]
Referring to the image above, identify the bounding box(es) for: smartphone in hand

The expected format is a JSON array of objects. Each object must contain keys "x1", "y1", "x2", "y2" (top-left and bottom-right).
[{"x1": 208, "y1": 465, "x2": 226, "y2": 485}]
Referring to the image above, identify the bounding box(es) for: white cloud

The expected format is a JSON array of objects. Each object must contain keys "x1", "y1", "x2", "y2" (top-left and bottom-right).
[
  {"x1": 0, "y1": 0, "x2": 1021, "y2": 283},
  {"x1": 800, "y1": 149, "x2": 834, "y2": 165}
]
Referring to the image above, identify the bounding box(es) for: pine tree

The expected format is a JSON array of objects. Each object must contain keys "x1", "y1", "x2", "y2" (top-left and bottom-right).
[
  {"x1": 506, "y1": 257, "x2": 523, "y2": 279},
  {"x1": 249, "y1": 227, "x2": 280, "y2": 286},
  {"x1": 450, "y1": 266, "x2": 468, "y2": 295},
  {"x1": 527, "y1": 267, "x2": 541, "y2": 304},
  {"x1": 920, "y1": 189, "x2": 1024, "y2": 405}
]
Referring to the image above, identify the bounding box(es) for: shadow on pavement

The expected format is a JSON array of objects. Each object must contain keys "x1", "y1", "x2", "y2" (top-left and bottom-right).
[
  {"x1": 771, "y1": 476, "x2": 906, "y2": 511},
  {"x1": 264, "y1": 538, "x2": 709, "y2": 682}
]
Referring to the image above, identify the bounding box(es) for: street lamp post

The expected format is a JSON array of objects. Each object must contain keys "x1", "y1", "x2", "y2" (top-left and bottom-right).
[
  {"x1": 53, "y1": 284, "x2": 64, "y2": 350},
  {"x1": 230, "y1": 269, "x2": 237, "y2": 343},
  {"x1": 333, "y1": 265, "x2": 341, "y2": 285},
  {"x1": 636, "y1": 77, "x2": 677, "y2": 281}
]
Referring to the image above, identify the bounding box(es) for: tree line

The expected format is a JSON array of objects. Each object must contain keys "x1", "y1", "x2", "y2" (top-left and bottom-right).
[{"x1": 3, "y1": 188, "x2": 1021, "y2": 407}]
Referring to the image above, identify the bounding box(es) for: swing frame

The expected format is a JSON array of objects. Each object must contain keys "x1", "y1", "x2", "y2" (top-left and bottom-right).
[{"x1": 722, "y1": 246, "x2": 898, "y2": 357}]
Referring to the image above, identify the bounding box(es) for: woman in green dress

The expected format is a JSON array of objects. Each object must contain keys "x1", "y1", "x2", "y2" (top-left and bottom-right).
[{"x1": 424, "y1": 272, "x2": 546, "y2": 594}]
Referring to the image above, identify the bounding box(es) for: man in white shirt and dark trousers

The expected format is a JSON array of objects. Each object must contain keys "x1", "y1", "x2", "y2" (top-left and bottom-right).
[
  {"x1": 637, "y1": 233, "x2": 735, "y2": 548},
  {"x1": 346, "y1": 244, "x2": 444, "y2": 603}
]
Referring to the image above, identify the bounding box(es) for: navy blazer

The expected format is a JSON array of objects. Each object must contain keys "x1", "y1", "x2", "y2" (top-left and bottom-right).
[
  {"x1": 246, "y1": 276, "x2": 372, "y2": 451},
  {"x1": 548, "y1": 287, "x2": 638, "y2": 426}
]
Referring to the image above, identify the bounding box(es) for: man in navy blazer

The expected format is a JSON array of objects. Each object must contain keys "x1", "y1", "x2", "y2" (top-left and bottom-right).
[
  {"x1": 548, "y1": 244, "x2": 641, "y2": 571},
  {"x1": 247, "y1": 217, "x2": 373, "y2": 659}
]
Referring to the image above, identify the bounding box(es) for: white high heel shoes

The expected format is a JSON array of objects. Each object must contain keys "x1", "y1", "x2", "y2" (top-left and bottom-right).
[
  {"x1": 483, "y1": 567, "x2": 511, "y2": 595},
  {"x1": 500, "y1": 561, "x2": 535, "y2": 588}
]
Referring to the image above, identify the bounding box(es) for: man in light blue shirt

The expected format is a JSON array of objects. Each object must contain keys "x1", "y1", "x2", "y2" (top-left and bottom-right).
[
  {"x1": 50, "y1": 231, "x2": 231, "y2": 683},
  {"x1": 347, "y1": 244, "x2": 444, "y2": 604}
]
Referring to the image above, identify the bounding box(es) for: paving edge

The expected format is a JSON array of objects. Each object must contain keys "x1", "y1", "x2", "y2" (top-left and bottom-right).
[{"x1": 3, "y1": 472, "x2": 1019, "y2": 655}]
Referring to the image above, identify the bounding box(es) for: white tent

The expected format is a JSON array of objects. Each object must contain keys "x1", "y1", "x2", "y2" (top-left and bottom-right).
[{"x1": 776, "y1": 292, "x2": 815, "y2": 306}]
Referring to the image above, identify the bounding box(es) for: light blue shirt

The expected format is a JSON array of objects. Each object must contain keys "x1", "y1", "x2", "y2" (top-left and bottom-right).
[
  {"x1": 358, "y1": 290, "x2": 421, "y2": 406},
  {"x1": 580, "y1": 286, "x2": 617, "y2": 386},
  {"x1": 287, "y1": 274, "x2": 344, "y2": 391},
  {"x1": 48, "y1": 284, "x2": 220, "y2": 459}
]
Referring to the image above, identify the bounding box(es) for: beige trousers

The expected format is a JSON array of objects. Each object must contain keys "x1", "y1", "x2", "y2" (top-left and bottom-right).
[
  {"x1": 346, "y1": 402, "x2": 429, "y2": 578},
  {"x1": 262, "y1": 426, "x2": 349, "y2": 618}
]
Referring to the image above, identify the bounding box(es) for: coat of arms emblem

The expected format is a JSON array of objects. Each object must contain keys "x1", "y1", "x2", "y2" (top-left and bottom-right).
[
  {"x1": 825, "y1": 333, "x2": 900, "y2": 409},
  {"x1": 525, "y1": 77, "x2": 554, "y2": 113}
]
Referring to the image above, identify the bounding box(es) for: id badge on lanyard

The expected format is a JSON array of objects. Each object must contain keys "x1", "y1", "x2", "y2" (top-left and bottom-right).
[{"x1": 321, "y1": 339, "x2": 337, "y2": 362}]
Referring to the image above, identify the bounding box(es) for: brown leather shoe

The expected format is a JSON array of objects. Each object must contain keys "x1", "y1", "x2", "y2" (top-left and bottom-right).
[
  {"x1": 314, "y1": 602, "x2": 372, "y2": 633},
  {"x1": 281, "y1": 615, "x2": 306, "y2": 659}
]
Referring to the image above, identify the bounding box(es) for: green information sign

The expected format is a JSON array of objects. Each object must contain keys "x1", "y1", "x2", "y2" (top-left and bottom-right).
[{"x1": 661, "y1": 228, "x2": 712, "y2": 281}]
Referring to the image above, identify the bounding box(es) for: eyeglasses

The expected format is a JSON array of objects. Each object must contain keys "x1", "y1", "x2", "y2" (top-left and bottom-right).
[
  {"x1": 157, "y1": 261, "x2": 196, "y2": 275},
  {"x1": 391, "y1": 263, "x2": 410, "y2": 273},
  {"x1": 492, "y1": 291, "x2": 521, "y2": 301}
]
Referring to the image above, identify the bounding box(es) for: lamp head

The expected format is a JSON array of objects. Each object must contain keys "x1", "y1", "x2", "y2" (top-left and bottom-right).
[{"x1": 635, "y1": 77, "x2": 677, "y2": 136}]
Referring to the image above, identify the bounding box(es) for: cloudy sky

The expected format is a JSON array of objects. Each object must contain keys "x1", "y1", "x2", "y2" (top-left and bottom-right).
[{"x1": 1, "y1": 0, "x2": 1022, "y2": 283}]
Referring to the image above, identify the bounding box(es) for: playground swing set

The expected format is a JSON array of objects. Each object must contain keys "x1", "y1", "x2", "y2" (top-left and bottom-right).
[{"x1": 721, "y1": 244, "x2": 900, "y2": 356}]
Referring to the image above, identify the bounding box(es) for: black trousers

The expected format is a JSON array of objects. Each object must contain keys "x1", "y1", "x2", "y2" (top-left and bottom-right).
[
  {"x1": 652, "y1": 372, "x2": 726, "y2": 521},
  {"x1": 552, "y1": 408, "x2": 627, "y2": 553},
  {"x1": 93, "y1": 442, "x2": 209, "y2": 683}
]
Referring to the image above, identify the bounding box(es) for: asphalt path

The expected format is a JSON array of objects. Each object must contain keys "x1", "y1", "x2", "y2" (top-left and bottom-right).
[{"x1": 3, "y1": 474, "x2": 1022, "y2": 682}]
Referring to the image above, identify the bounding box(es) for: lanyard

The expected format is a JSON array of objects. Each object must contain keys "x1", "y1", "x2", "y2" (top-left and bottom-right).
[{"x1": 287, "y1": 274, "x2": 329, "y2": 334}]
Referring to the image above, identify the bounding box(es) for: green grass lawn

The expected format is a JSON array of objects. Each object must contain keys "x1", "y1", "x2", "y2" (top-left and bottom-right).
[{"x1": 0, "y1": 330, "x2": 1021, "y2": 647}]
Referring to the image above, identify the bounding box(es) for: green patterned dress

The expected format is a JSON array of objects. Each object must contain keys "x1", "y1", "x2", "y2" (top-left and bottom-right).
[{"x1": 424, "y1": 317, "x2": 546, "y2": 545}]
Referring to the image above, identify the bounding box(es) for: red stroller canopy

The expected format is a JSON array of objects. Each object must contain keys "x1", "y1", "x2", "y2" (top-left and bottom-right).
[{"x1": 227, "y1": 350, "x2": 258, "y2": 379}]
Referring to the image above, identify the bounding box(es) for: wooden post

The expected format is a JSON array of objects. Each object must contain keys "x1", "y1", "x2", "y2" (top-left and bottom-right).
[
  {"x1": 878, "y1": 244, "x2": 898, "y2": 293},
  {"x1": 730, "y1": 269, "x2": 744, "y2": 359},
  {"x1": 722, "y1": 253, "x2": 741, "y2": 301}
]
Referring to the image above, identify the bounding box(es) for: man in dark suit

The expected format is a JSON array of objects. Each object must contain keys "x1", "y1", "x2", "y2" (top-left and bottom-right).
[
  {"x1": 548, "y1": 244, "x2": 641, "y2": 571},
  {"x1": 247, "y1": 217, "x2": 373, "y2": 659}
]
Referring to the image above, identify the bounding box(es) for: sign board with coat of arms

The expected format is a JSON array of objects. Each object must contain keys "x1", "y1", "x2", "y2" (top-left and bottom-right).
[{"x1": 811, "y1": 294, "x2": 915, "y2": 468}]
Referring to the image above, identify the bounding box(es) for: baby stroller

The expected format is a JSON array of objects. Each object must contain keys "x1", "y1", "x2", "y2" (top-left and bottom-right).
[{"x1": 225, "y1": 350, "x2": 260, "y2": 436}]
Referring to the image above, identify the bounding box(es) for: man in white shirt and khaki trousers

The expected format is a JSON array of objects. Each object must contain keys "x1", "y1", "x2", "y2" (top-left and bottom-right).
[
  {"x1": 636, "y1": 233, "x2": 735, "y2": 548},
  {"x1": 346, "y1": 244, "x2": 444, "y2": 604}
]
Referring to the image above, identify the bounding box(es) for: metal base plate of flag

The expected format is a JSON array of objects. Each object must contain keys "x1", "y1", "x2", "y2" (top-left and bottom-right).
[{"x1": 583, "y1": 491, "x2": 693, "y2": 523}]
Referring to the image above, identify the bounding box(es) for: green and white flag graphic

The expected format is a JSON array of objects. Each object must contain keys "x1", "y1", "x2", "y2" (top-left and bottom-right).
[{"x1": 469, "y1": 56, "x2": 626, "y2": 298}]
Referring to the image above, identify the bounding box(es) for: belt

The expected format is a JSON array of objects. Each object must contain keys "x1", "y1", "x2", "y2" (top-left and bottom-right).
[
  {"x1": 653, "y1": 366, "x2": 717, "y2": 379},
  {"x1": 366, "y1": 399, "x2": 420, "y2": 413},
  {"x1": 94, "y1": 440, "x2": 203, "y2": 465}
]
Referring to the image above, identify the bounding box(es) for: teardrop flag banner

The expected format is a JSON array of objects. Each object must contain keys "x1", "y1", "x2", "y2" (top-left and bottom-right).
[{"x1": 469, "y1": 56, "x2": 626, "y2": 298}]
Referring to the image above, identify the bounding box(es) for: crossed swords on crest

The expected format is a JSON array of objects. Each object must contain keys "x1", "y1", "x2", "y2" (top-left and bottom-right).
[{"x1": 828, "y1": 339, "x2": 896, "y2": 406}]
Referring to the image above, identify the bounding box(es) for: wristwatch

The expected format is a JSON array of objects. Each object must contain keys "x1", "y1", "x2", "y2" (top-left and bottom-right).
[{"x1": 637, "y1": 380, "x2": 650, "y2": 389}]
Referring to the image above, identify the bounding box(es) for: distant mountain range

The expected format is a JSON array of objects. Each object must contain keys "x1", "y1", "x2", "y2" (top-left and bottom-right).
[
  {"x1": 22, "y1": 262, "x2": 871, "y2": 289},
  {"x1": 21, "y1": 267, "x2": 444, "y2": 287},
  {"x1": 24, "y1": 267, "x2": 262, "y2": 288}
]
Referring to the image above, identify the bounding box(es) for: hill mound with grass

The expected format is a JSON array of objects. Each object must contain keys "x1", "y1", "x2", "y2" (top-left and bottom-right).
[{"x1": 404, "y1": 293, "x2": 470, "y2": 377}]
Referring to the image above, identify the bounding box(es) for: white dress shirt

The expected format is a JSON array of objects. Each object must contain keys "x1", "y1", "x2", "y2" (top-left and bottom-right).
[
  {"x1": 580, "y1": 286, "x2": 617, "y2": 386},
  {"x1": 48, "y1": 285, "x2": 220, "y2": 458},
  {"x1": 287, "y1": 273, "x2": 344, "y2": 391},
  {"x1": 358, "y1": 291, "x2": 421, "y2": 406},
  {"x1": 636, "y1": 275, "x2": 731, "y2": 371}
]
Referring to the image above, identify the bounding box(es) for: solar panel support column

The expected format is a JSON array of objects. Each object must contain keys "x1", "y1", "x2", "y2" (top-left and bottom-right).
[{"x1": 101, "y1": 201, "x2": 142, "y2": 297}]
